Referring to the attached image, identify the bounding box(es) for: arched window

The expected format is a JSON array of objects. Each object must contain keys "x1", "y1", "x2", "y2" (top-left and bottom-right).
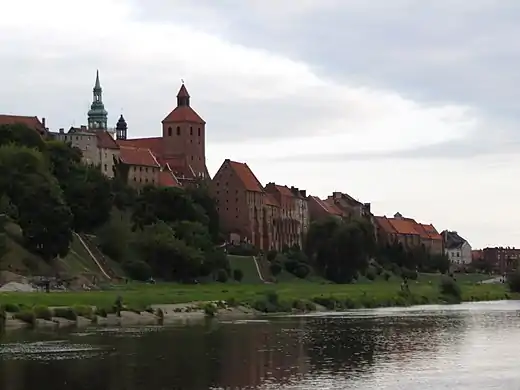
[
  {"x1": 168, "y1": 127, "x2": 172, "y2": 136},
  {"x1": 176, "y1": 126, "x2": 181, "y2": 135}
]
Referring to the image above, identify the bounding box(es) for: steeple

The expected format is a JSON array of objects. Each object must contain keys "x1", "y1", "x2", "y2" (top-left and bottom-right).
[
  {"x1": 177, "y1": 83, "x2": 190, "y2": 107},
  {"x1": 116, "y1": 114, "x2": 127, "y2": 140},
  {"x1": 88, "y1": 70, "x2": 108, "y2": 130}
]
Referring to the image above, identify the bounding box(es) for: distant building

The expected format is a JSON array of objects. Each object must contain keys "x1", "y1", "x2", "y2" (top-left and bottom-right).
[
  {"x1": 0, "y1": 114, "x2": 48, "y2": 136},
  {"x1": 374, "y1": 212, "x2": 443, "y2": 255},
  {"x1": 480, "y1": 247, "x2": 520, "y2": 274},
  {"x1": 441, "y1": 230, "x2": 472, "y2": 267}
]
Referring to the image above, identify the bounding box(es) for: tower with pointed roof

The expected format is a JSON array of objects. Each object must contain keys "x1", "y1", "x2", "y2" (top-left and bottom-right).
[
  {"x1": 88, "y1": 70, "x2": 108, "y2": 130},
  {"x1": 116, "y1": 114, "x2": 127, "y2": 140},
  {"x1": 161, "y1": 83, "x2": 208, "y2": 179}
]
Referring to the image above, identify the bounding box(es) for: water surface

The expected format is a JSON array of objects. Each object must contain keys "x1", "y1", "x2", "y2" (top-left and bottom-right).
[{"x1": 1, "y1": 301, "x2": 519, "y2": 389}]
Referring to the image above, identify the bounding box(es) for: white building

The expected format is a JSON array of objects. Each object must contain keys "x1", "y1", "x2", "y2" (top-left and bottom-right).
[{"x1": 442, "y1": 230, "x2": 472, "y2": 266}]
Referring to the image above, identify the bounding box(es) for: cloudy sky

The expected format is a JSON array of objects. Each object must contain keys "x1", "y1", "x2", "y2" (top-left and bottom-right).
[{"x1": 1, "y1": 0, "x2": 519, "y2": 248}]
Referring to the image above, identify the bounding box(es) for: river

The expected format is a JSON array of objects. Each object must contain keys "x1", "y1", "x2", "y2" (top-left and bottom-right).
[{"x1": 1, "y1": 300, "x2": 519, "y2": 389}]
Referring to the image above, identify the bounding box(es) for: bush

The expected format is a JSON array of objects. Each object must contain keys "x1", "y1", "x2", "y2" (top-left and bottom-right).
[
  {"x1": 95, "y1": 307, "x2": 108, "y2": 317},
  {"x1": 265, "y1": 290, "x2": 279, "y2": 305},
  {"x1": 439, "y1": 276, "x2": 462, "y2": 302},
  {"x1": 216, "y1": 269, "x2": 228, "y2": 283},
  {"x1": 14, "y1": 310, "x2": 36, "y2": 326},
  {"x1": 269, "y1": 261, "x2": 282, "y2": 277},
  {"x1": 401, "y1": 267, "x2": 418, "y2": 280},
  {"x1": 203, "y1": 302, "x2": 218, "y2": 317},
  {"x1": 1, "y1": 303, "x2": 20, "y2": 313},
  {"x1": 227, "y1": 243, "x2": 257, "y2": 256},
  {"x1": 122, "y1": 259, "x2": 152, "y2": 281},
  {"x1": 52, "y1": 307, "x2": 78, "y2": 321},
  {"x1": 33, "y1": 305, "x2": 53, "y2": 320},
  {"x1": 507, "y1": 271, "x2": 520, "y2": 293},
  {"x1": 312, "y1": 296, "x2": 337, "y2": 310},
  {"x1": 383, "y1": 271, "x2": 391, "y2": 281},
  {"x1": 266, "y1": 250, "x2": 277, "y2": 262},
  {"x1": 293, "y1": 263, "x2": 311, "y2": 279},
  {"x1": 366, "y1": 266, "x2": 377, "y2": 281},
  {"x1": 233, "y1": 269, "x2": 243, "y2": 282}
]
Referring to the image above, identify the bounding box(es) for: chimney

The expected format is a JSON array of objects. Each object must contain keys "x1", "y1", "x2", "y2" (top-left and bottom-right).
[
  {"x1": 300, "y1": 190, "x2": 306, "y2": 197},
  {"x1": 364, "y1": 202, "x2": 371, "y2": 213},
  {"x1": 80, "y1": 125, "x2": 87, "y2": 130},
  {"x1": 59, "y1": 128, "x2": 64, "y2": 134},
  {"x1": 41, "y1": 117, "x2": 46, "y2": 129},
  {"x1": 333, "y1": 191, "x2": 341, "y2": 199}
]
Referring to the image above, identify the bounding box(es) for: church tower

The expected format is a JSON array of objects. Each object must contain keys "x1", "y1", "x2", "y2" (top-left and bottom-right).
[
  {"x1": 116, "y1": 114, "x2": 127, "y2": 140},
  {"x1": 87, "y1": 70, "x2": 108, "y2": 130},
  {"x1": 161, "y1": 83, "x2": 207, "y2": 178}
]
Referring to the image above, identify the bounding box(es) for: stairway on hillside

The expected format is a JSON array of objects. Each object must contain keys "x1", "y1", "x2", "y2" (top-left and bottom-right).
[
  {"x1": 256, "y1": 256, "x2": 274, "y2": 283},
  {"x1": 79, "y1": 234, "x2": 119, "y2": 280}
]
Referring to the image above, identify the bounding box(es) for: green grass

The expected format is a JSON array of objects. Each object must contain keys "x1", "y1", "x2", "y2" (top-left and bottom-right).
[
  {"x1": 0, "y1": 275, "x2": 512, "y2": 310},
  {"x1": 228, "y1": 255, "x2": 263, "y2": 284}
]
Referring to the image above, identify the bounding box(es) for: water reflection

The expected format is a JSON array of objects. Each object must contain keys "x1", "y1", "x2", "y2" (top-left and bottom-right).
[{"x1": 1, "y1": 301, "x2": 519, "y2": 389}]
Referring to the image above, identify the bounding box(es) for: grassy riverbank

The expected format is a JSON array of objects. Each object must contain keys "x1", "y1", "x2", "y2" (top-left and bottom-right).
[{"x1": 0, "y1": 274, "x2": 513, "y2": 313}]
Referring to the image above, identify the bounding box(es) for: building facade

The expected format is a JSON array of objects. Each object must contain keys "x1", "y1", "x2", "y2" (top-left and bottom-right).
[
  {"x1": 480, "y1": 247, "x2": 520, "y2": 274},
  {"x1": 442, "y1": 230, "x2": 472, "y2": 267}
]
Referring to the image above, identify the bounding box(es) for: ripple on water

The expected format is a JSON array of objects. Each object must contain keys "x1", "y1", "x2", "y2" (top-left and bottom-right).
[
  {"x1": 0, "y1": 340, "x2": 106, "y2": 361},
  {"x1": 89, "y1": 325, "x2": 163, "y2": 337}
]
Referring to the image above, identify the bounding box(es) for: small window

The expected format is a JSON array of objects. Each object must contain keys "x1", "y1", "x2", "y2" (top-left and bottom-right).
[
  {"x1": 198, "y1": 128, "x2": 201, "y2": 136},
  {"x1": 190, "y1": 127, "x2": 193, "y2": 135},
  {"x1": 168, "y1": 127, "x2": 172, "y2": 136},
  {"x1": 145, "y1": 167, "x2": 148, "y2": 173},
  {"x1": 176, "y1": 126, "x2": 181, "y2": 135},
  {"x1": 104, "y1": 164, "x2": 107, "y2": 171},
  {"x1": 191, "y1": 156, "x2": 193, "y2": 161}
]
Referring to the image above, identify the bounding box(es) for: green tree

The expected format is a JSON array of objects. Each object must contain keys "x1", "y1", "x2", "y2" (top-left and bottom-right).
[
  {"x1": 171, "y1": 220, "x2": 213, "y2": 251},
  {"x1": 0, "y1": 145, "x2": 73, "y2": 261},
  {"x1": 135, "y1": 222, "x2": 204, "y2": 282},
  {"x1": 185, "y1": 184, "x2": 220, "y2": 242},
  {"x1": 0, "y1": 124, "x2": 45, "y2": 151}
]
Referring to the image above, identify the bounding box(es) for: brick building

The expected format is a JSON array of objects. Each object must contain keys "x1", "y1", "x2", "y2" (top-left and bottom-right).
[
  {"x1": 479, "y1": 247, "x2": 520, "y2": 274},
  {"x1": 374, "y1": 212, "x2": 443, "y2": 255},
  {"x1": 211, "y1": 160, "x2": 310, "y2": 251}
]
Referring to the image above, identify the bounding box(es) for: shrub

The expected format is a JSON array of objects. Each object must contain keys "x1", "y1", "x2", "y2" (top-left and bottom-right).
[
  {"x1": 439, "y1": 276, "x2": 462, "y2": 302},
  {"x1": 401, "y1": 267, "x2": 418, "y2": 280},
  {"x1": 227, "y1": 297, "x2": 239, "y2": 307},
  {"x1": 203, "y1": 302, "x2": 218, "y2": 317},
  {"x1": 1, "y1": 303, "x2": 20, "y2": 313},
  {"x1": 14, "y1": 310, "x2": 36, "y2": 326},
  {"x1": 216, "y1": 269, "x2": 228, "y2": 283},
  {"x1": 122, "y1": 259, "x2": 152, "y2": 281},
  {"x1": 293, "y1": 263, "x2": 311, "y2": 279},
  {"x1": 292, "y1": 299, "x2": 316, "y2": 312},
  {"x1": 269, "y1": 261, "x2": 282, "y2": 277},
  {"x1": 383, "y1": 271, "x2": 391, "y2": 281},
  {"x1": 507, "y1": 271, "x2": 520, "y2": 293},
  {"x1": 233, "y1": 269, "x2": 244, "y2": 282},
  {"x1": 266, "y1": 250, "x2": 278, "y2": 262},
  {"x1": 53, "y1": 307, "x2": 78, "y2": 321},
  {"x1": 265, "y1": 290, "x2": 279, "y2": 306},
  {"x1": 33, "y1": 305, "x2": 53, "y2": 320},
  {"x1": 312, "y1": 296, "x2": 337, "y2": 310},
  {"x1": 365, "y1": 266, "x2": 377, "y2": 281},
  {"x1": 95, "y1": 307, "x2": 108, "y2": 317}
]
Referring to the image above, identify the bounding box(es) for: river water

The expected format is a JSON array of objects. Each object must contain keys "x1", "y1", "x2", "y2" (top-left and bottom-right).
[{"x1": 1, "y1": 301, "x2": 519, "y2": 389}]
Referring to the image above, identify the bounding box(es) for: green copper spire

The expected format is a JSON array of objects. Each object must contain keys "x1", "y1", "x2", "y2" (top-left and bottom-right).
[{"x1": 88, "y1": 70, "x2": 108, "y2": 130}]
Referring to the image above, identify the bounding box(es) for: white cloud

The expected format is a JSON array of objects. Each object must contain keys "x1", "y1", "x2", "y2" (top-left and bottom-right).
[{"x1": 0, "y1": 0, "x2": 517, "y2": 248}]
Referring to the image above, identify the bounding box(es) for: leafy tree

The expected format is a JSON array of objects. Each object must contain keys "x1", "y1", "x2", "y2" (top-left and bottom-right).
[
  {"x1": 200, "y1": 249, "x2": 230, "y2": 277},
  {"x1": 98, "y1": 217, "x2": 132, "y2": 262},
  {"x1": 185, "y1": 183, "x2": 220, "y2": 242},
  {"x1": 134, "y1": 222, "x2": 204, "y2": 282},
  {"x1": 269, "y1": 261, "x2": 282, "y2": 277},
  {"x1": 266, "y1": 250, "x2": 277, "y2": 262},
  {"x1": 0, "y1": 124, "x2": 45, "y2": 151},
  {"x1": 122, "y1": 259, "x2": 152, "y2": 281},
  {"x1": 216, "y1": 269, "x2": 228, "y2": 283},
  {"x1": 0, "y1": 213, "x2": 7, "y2": 259},
  {"x1": 0, "y1": 145, "x2": 73, "y2": 261},
  {"x1": 171, "y1": 220, "x2": 212, "y2": 251}
]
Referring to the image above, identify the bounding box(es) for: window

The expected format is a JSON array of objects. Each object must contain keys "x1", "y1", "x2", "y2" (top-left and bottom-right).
[
  {"x1": 104, "y1": 164, "x2": 107, "y2": 171},
  {"x1": 198, "y1": 128, "x2": 201, "y2": 136},
  {"x1": 176, "y1": 126, "x2": 181, "y2": 135},
  {"x1": 168, "y1": 127, "x2": 172, "y2": 136},
  {"x1": 145, "y1": 167, "x2": 148, "y2": 173},
  {"x1": 190, "y1": 127, "x2": 193, "y2": 135},
  {"x1": 191, "y1": 156, "x2": 194, "y2": 161}
]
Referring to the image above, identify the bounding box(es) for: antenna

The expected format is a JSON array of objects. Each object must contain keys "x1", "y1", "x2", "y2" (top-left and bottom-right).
[{"x1": 181, "y1": 78, "x2": 185, "y2": 84}]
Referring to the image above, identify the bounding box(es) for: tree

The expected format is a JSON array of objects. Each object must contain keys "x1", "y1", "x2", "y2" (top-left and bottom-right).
[
  {"x1": 135, "y1": 222, "x2": 204, "y2": 282},
  {"x1": 185, "y1": 183, "x2": 220, "y2": 242},
  {"x1": 0, "y1": 124, "x2": 46, "y2": 151},
  {"x1": 171, "y1": 220, "x2": 213, "y2": 251},
  {"x1": 0, "y1": 145, "x2": 73, "y2": 261},
  {"x1": 306, "y1": 217, "x2": 376, "y2": 283}
]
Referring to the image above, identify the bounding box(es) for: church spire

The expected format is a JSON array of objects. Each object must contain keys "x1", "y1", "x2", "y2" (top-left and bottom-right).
[
  {"x1": 177, "y1": 83, "x2": 190, "y2": 107},
  {"x1": 88, "y1": 70, "x2": 108, "y2": 130}
]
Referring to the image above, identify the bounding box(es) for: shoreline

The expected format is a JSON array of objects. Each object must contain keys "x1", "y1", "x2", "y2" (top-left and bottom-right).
[{"x1": 1, "y1": 291, "x2": 516, "y2": 332}]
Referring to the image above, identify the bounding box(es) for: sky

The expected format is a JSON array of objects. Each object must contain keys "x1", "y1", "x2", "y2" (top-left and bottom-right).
[{"x1": 1, "y1": 0, "x2": 519, "y2": 248}]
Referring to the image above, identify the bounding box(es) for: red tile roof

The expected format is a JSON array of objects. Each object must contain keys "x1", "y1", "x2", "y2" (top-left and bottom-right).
[
  {"x1": 0, "y1": 115, "x2": 46, "y2": 134},
  {"x1": 310, "y1": 196, "x2": 343, "y2": 216},
  {"x1": 119, "y1": 146, "x2": 159, "y2": 167},
  {"x1": 418, "y1": 223, "x2": 442, "y2": 240},
  {"x1": 162, "y1": 106, "x2": 205, "y2": 124},
  {"x1": 387, "y1": 218, "x2": 421, "y2": 235},
  {"x1": 117, "y1": 137, "x2": 163, "y2": 156},
  {"x1": 376, "y1": 216, "x2": 442, "y2": 240},
  {"x1": 96, "y1": 131, "x2": 119, "y2": 150},
  {"x1": 275, "y1": 184, "x2": 294, "y2": 197},
  {"x1": 159, "y1": 168, "x2": 181, "y2": 187},
  {"x1": 375, "y1": 216, "x2": 397, "y2": 234},
  {"x1": 227, "y1": 160, "x2": 263, "y2": 192},
  {"x1": 265, "y1": 193, "x2": 279, "y2": 207}
]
